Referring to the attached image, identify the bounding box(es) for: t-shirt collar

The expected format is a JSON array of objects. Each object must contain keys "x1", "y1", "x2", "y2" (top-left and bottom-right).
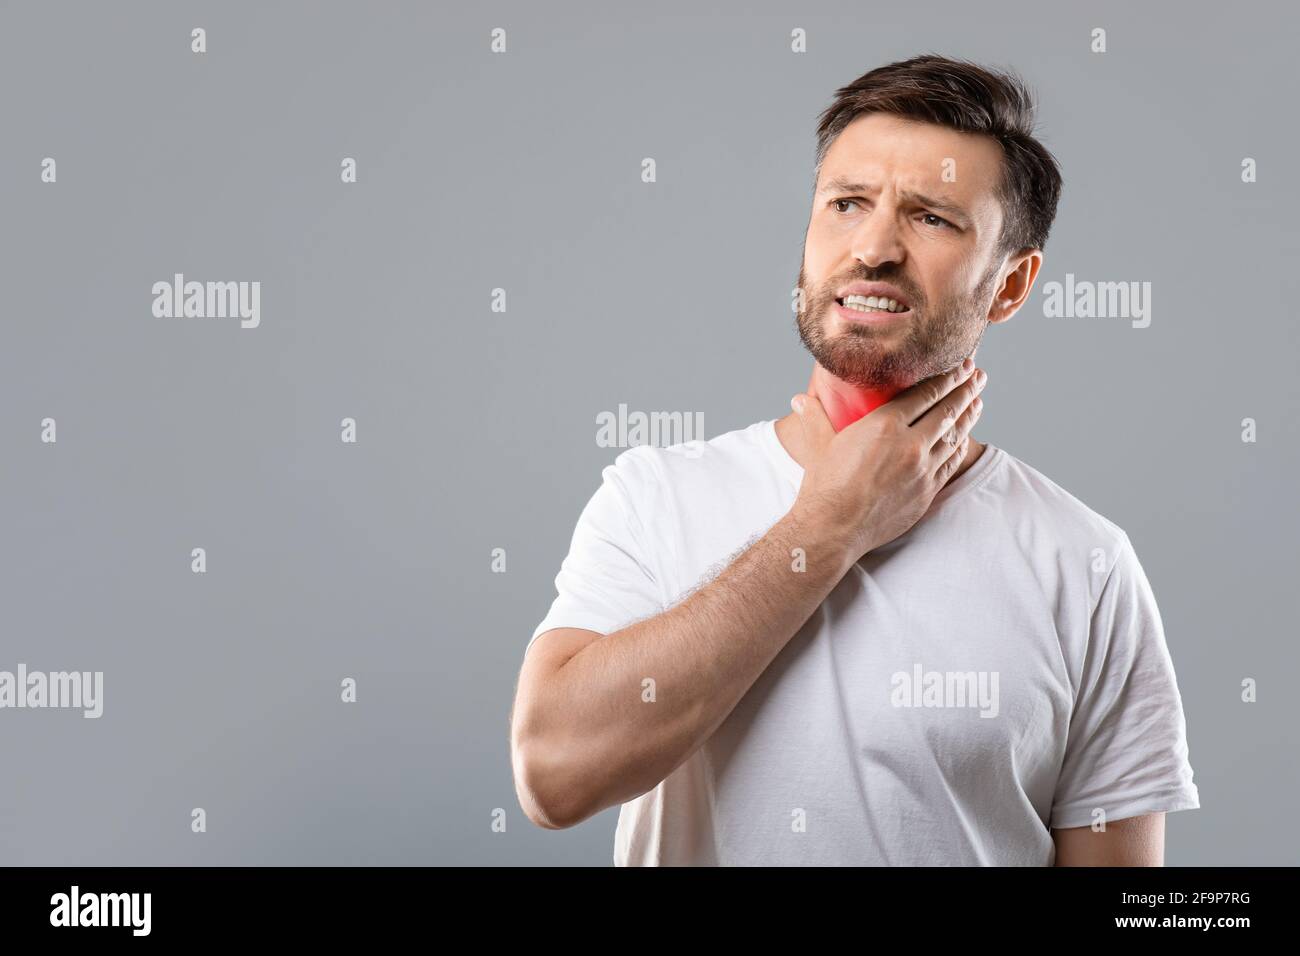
[{"x1": 760, "y1": 418, "x2": 1001, "y2": 511}]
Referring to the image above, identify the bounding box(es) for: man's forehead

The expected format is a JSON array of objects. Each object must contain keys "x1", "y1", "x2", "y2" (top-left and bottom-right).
[{"x1": 818, "y1": 113, "x2": 1004, "y2": 203}]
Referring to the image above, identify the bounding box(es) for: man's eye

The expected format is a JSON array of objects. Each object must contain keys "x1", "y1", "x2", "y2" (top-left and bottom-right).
[
  {"x1": 921, "y1": 213, "x2": 952, "y2": 229},
  {"x1": 831, "y1": 199, "x2": 860, "y2": 213}
]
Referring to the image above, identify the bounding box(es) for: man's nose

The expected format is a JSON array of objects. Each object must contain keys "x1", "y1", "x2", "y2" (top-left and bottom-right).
[{"x1": 850, "y1": 204, "x2": 906, "y2": 269}]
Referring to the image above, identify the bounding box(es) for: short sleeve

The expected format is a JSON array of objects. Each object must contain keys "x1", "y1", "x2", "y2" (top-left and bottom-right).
[
  {"x1": 526, "y1": 447, "x2": 667, "y2": 656},
  {"x1": 1049, "y1": 532, "x2": 1200, "y2": 829}
]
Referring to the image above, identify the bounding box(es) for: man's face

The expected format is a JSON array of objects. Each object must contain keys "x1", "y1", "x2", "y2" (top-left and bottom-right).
[{"x1": 798, "y1": 112, "x2": 1010, "y2": 390}]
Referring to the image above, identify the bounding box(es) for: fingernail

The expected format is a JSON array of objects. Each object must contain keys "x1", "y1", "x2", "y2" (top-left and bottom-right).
[
  {"x1": 975, "y1": 369, "x2": 987, "y2": 387},
  {"x1": 791, "y1": 395, "x2": 805, "y2": 413}
]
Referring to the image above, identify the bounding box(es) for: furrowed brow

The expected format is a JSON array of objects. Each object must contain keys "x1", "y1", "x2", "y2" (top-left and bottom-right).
[
  {"x1": 817, "y1": 178, "x2": 971, "y2": 224},
  {"x1": 899, "y1": 189, "x2": 970, "y2": 223},
  {"x1": 817, "y1": 176, "x2": 872, "y2": 196}
]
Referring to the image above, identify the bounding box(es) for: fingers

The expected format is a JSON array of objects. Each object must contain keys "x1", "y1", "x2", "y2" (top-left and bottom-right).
[
  {"x1": 791, "y1": 392, "x2": 836, "y2": 453},
  {"x1": 915, "y1": 366, "x2": 986, "y2": 447},
  {"x1": 885, "y1": 357, "x2": 977, "y2": 426},
  {"x1": 934, "y1": 433, "x2": 972, "y2": 484},
  {"x1": 929, "y1": 382, "x2": 982, "y2": 457}
]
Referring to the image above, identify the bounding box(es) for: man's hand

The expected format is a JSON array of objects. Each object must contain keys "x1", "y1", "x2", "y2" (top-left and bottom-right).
[{"x1": 789, "y1": 358, "x2": 988, "y2": 561}]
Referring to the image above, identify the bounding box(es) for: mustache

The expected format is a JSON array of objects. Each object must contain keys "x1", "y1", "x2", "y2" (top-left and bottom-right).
[{"x1": 826, "y1": 268, "x2": 922, "y2": 305}]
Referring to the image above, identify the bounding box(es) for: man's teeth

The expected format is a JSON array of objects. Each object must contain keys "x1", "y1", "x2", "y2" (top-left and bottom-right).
[{"x1": 841, "y1": 294, "x2": 907, "y2": 314}]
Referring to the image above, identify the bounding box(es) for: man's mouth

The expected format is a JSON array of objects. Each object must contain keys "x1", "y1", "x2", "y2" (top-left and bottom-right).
[{"x1": 835, "y1": 294, "x2": 911, "y2": 316}]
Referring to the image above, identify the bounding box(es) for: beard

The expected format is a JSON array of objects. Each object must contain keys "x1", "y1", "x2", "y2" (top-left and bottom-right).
[{"x1": 795, "y1": 260, "x2": 997, "y2": 390}]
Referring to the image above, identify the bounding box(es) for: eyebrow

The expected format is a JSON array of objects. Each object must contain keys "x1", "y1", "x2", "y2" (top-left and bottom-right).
[{"x1": 817, "y1": 177, "x2": 971, "y2": 223}]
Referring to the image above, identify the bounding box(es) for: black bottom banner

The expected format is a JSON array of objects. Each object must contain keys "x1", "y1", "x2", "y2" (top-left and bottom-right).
[{"x1": 0, "y1": 865, "x2": 1289, "y2": 941}]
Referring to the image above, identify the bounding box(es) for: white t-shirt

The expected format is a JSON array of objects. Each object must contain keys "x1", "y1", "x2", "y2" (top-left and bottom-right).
[{"x1": 528, "y1": 419, "x2": 1200, "y2": 865}]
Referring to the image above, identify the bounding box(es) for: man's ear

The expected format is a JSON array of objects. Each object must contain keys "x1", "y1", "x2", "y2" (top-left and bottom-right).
[{"x1": 987, "y1": 249, "x2": 1043, "y2": 325}]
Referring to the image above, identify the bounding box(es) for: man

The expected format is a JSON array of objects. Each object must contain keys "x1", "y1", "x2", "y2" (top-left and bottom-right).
[{"x1": 510, "y1": 55, "x2": 1199, "y2": 866}]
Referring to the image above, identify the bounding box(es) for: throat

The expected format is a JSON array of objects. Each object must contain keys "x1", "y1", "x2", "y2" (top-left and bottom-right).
[{"x1": 808, "y1": 365, "x2": 904, "y2": 431}]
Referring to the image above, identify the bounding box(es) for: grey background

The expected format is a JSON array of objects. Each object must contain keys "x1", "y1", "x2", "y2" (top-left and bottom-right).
[{"x1": 1, "y1": 0, "x2": 1295, "y2": 865}]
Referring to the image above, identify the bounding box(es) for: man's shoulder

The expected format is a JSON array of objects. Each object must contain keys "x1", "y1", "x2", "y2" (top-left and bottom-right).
[
  {"x1": 607, "y1": 420, "x2": 776, "y2": 474},
  {"x1": 991, "y1": 444, "x2": 1132, "y2": 555},
  {"x1": 600, "y1": 420, "x2": 783, "y2": 505}
]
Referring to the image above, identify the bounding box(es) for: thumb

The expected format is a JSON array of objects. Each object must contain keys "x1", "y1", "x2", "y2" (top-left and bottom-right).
[{"x1": 791, "y1": 392, "x2": 835, "y2": 452}]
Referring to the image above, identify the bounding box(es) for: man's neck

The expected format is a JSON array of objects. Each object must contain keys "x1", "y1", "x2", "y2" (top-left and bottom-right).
[
  {"x1": 775, "y1": 363, "x2": 987, "y2": 489},
  {"x1": 805, "y1": 363, "x2": 904, "y2": 431}
]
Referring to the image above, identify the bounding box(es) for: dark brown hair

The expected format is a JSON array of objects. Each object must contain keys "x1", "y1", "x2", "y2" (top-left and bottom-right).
[{"x1": 815, "y1": 54, "x2": 1063, "y2": 254}]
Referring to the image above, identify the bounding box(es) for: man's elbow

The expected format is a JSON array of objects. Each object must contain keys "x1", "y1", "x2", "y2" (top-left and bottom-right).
[{"x1": 511, "y1": 727, "x2": 597, "y2": 830}]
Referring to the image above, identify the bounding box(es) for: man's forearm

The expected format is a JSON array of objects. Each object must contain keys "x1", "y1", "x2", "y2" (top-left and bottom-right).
[{"x1": 525, "y1": 503, "x2": 856, "y2": 824}]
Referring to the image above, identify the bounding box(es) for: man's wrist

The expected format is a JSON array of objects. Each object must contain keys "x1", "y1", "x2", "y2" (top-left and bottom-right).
[{"x1": 780, "y1": 500, "x2": 863, "y2": 580}]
